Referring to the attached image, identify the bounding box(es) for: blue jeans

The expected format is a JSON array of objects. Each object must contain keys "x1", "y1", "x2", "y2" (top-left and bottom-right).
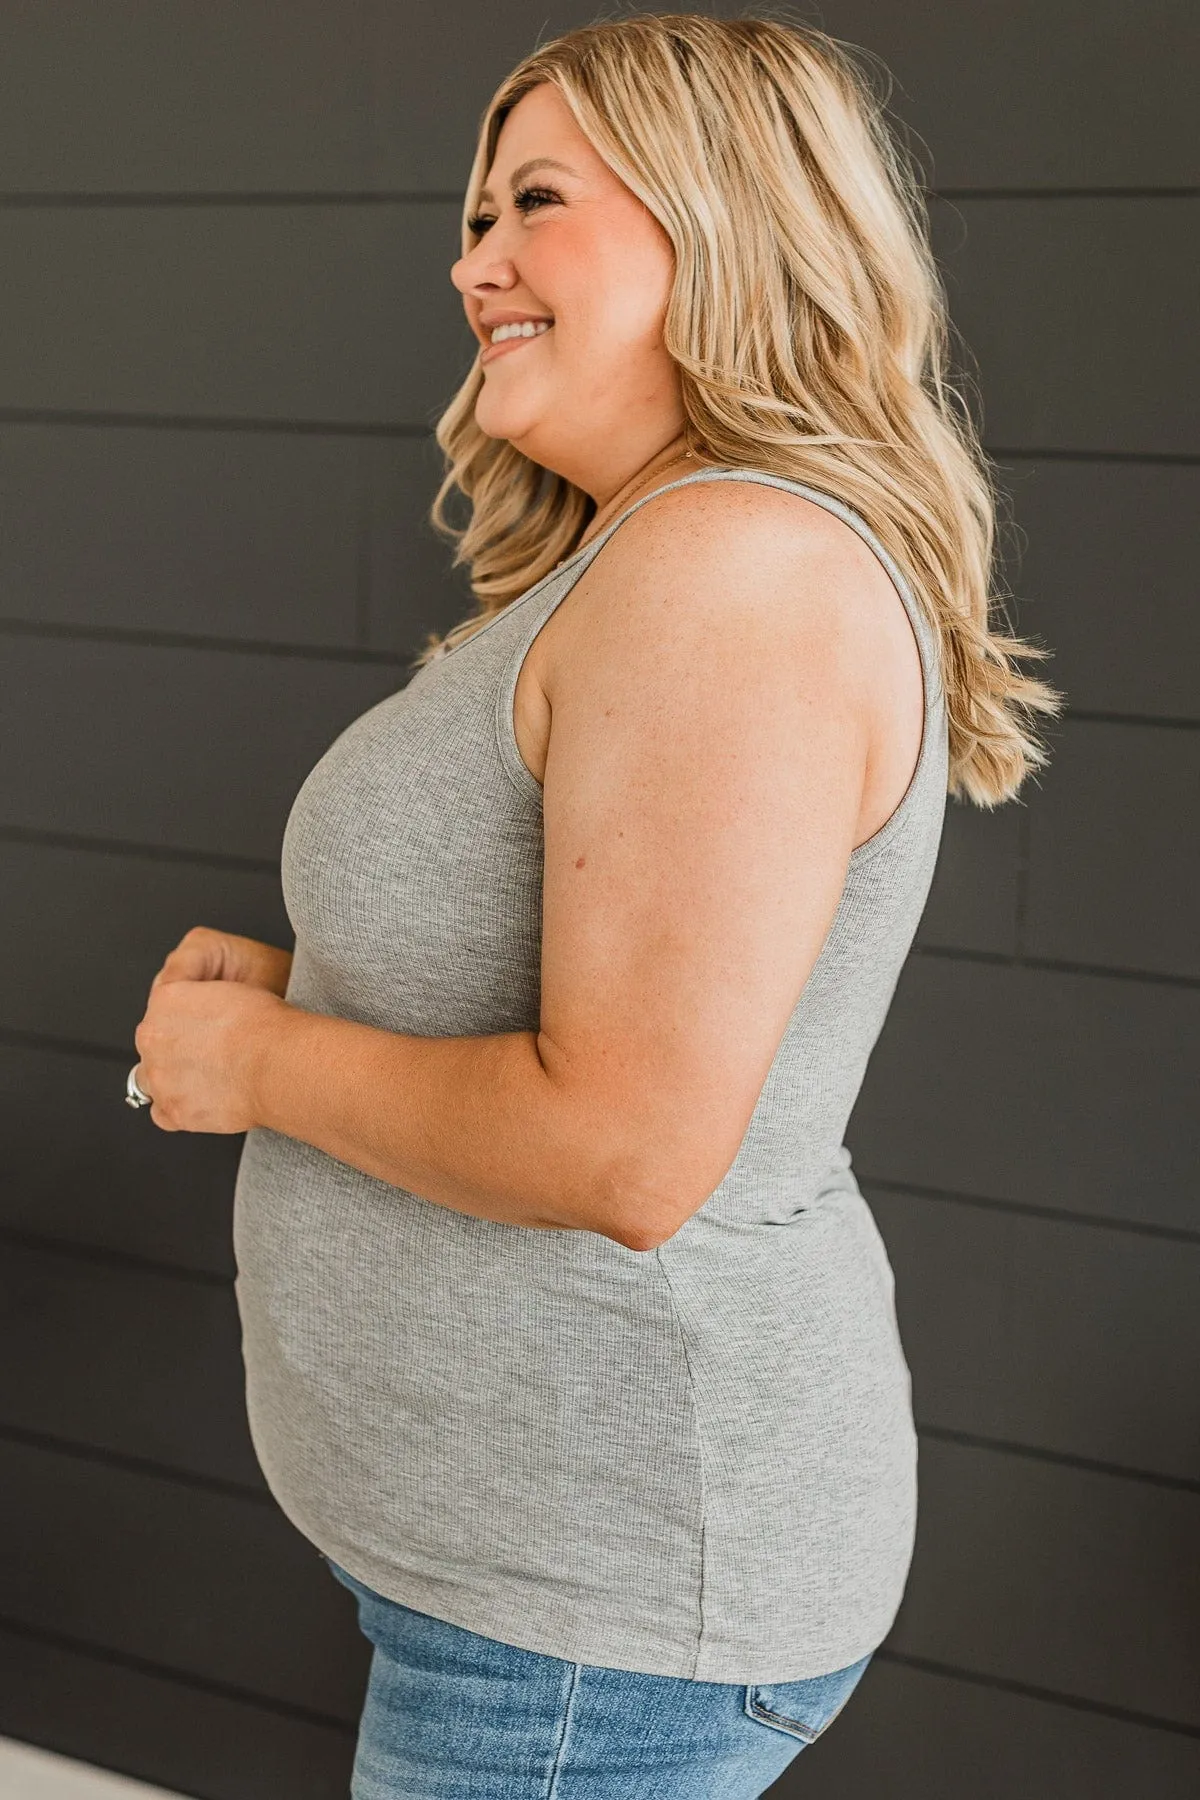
[{"x1": 324, "y1": 1557, "x2": 872, "y2": 1798}]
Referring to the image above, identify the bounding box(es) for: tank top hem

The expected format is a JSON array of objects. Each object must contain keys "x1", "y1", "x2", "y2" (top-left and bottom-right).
[{"x1": 274, "y1": 1516, "x2": 897, "y2": 1684}]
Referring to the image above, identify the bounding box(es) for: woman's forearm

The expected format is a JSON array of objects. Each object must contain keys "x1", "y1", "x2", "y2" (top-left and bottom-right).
[{"x1": 247, "y1": 1003, "x2": 645, "y2": 1248}]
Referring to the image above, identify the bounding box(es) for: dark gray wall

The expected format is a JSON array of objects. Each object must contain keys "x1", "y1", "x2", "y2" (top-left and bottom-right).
[{"x1": 0, "y1": 5, "x2": 1195, "y2": 1796}]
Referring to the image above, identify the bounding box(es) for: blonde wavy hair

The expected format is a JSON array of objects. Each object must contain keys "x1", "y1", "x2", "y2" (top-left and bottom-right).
[{"x1": 419, "y1": 9, "x2": 1059, "y2": 806}]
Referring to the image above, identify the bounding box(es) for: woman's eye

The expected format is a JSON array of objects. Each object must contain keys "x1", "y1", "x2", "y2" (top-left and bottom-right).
[
  {"x1": 466, "y1": 185, "x2": 561, "y2": 237},
  {"x1": 514, "y1": 184, "x2": 561, "y2": 215}
]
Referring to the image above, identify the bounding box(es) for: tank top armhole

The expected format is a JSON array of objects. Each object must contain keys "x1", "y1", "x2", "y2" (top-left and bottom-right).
[
  {"x1": 696, "y1": 473, "x2": 947, "y2": 867},
  {"x1": 491, "y1": 466, "x2": 947, "y2": 832},
  {"x1": 494, "y1": 620, "x2": 548, "y2": 804},
  {"x1": 837, "y1": 519, "x2": 946, "y2": 869}
]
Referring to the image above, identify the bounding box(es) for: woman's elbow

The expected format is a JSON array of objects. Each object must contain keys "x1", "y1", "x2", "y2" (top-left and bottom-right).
[{"x1": 589, "y1": 1154, "x2": 715, "y2": 1252}]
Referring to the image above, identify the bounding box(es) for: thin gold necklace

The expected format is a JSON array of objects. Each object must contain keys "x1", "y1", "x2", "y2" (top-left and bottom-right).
[{"x1": 568, "y1": 449, "x2": 699, "y2": 562}]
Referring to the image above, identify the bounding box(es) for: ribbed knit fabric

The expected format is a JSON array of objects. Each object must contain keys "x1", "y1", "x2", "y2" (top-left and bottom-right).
[{"x1": 231, "y1": 467, "x2": 947, "y2": 1682}]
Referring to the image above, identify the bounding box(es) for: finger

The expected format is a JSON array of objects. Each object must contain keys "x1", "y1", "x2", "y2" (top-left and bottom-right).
[
  {"x1": 153, "y1": 946, "x2": 213, "y2": 986},
  {"x1": 149, "y1": 1102, "x2": 178, "y2": 1131}
]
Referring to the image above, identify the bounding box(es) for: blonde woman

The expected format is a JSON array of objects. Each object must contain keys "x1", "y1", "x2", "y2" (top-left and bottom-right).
[{"x1": 130, "y1": 13, "x2": 1056, "y2": 1796}]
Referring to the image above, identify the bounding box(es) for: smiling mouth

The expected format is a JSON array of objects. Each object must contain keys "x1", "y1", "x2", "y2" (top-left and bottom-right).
[
  {"x1": 489, "y1": 319, "x2": 553, "y2": 344},
  {"x1": 480, "y1": 324, "x2": 553, "y2": 364}
]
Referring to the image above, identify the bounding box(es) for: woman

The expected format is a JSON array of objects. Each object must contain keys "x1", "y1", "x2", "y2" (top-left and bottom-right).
[{"x1": 129, "y1": 14, "x2": 1056, "y2": 1797}]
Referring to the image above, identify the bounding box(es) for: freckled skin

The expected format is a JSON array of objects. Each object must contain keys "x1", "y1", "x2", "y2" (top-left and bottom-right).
[{"x1": 575, "y1": 856, "x2": 586, "y2": 868}]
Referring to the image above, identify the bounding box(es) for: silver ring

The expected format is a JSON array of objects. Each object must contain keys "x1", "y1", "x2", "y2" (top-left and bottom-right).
[{"x1": 125, "y1": 1065, "x2": 152, "y2": 1109}]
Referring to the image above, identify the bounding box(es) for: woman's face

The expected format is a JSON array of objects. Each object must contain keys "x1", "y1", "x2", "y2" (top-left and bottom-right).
[{"x1": 450, "y1": 82, "x2": 684, "y2": 497}]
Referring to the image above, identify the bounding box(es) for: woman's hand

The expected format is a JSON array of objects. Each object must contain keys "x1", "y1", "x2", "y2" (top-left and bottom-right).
[
  {"x1": 133, "y1": 974, "x2": 292, "y2": 1134},
  {"x1": 132, "y1": 926, "x2": 296, "y2": 1133},
  {"x1": 151, "y1": 925, "x2": 294, "y2": 997}
]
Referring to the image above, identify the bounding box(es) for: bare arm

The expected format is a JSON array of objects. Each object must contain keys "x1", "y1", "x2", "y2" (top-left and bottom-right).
[
  {"x1": 142, "y1": 484, "x2": 903, "y2": 1250},
  {"x1": 147, "y1": 931, "x2": 610, "y2": 1237}
]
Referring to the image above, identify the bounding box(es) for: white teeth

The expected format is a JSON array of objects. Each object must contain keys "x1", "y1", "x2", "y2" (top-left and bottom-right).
[{"x1": 489, "y1": 320, "x2": 552, "y2": 344}]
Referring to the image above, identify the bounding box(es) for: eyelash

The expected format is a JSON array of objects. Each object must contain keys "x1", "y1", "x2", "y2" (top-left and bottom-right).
[{"x1": 466, "y1": 184, "x2": 562, "y2": 237}]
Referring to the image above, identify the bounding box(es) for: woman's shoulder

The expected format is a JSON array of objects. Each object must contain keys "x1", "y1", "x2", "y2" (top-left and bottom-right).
[
  {"x1": 566, "y1": 468, "x2": 907, "y2": 666},
  {"x1": 539, "y1": 467, "x2": 926, "y2": 848},
  {"x1": 611, "y1": 467, "x2": 868, "y2": 563}
]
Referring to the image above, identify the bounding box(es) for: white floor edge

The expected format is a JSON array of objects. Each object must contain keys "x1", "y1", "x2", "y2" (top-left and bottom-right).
[{"x1": 0, "y1": 1738, "x2": 187, "y2": 1800}]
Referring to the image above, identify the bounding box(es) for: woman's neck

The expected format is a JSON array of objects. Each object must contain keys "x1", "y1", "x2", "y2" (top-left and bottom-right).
[{"x1": 576, "y1": 435, "x2": 702, "y2": 550}]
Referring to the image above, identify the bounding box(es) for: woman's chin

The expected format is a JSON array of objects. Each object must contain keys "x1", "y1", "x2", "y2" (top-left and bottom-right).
[
  {"x1": 473, "y1": 395, "x2": 543, "y2": 448},
  {"x1": 474, "y1": 372, "x2": 550, "y2": 439}
]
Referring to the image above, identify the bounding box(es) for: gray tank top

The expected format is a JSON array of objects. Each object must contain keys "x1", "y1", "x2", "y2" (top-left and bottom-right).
[{"x1": 232, "y1": 467, "x2": 948, "y2": 1683}]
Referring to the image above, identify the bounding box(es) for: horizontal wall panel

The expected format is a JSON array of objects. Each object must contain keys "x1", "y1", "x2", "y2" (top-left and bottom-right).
[
  {"x1": 6, "y1": 1421, "x2": 1199, "y2": 1799},
  {"x1": 13, "y1": 1391, "x2": 1197, "y2": 1760},
  {"x1": 848, "y1": 957, "x2": 1200, "y2": 1233},
  {"x1": 0, "y1": 2, "x2": 371, "y2": 195},
  {"x1": 930, "y1": 198, "x2": 1199, "y2": 456},
  {"x1": 13, "y1": 434, "x2": 1193, "y2": 719},
  {"x1": 368, "y1": 1, "x2": 1200, "y2": 194},
  {"x1": 0, "y1": 424, "x2": 361, "y2": 645},
  {"x1": 8, "y1": 848, "x2": 1194, "y2": 1234},
  {"x1": 10, "y1": 432, "x2": 1192, "y2": 726},
  {"x1": 796, "y1": 1655, "x2": 1200, "y2": 1800},
  {"x1": 916, "y1": 798, "x2": 1019, "y2": 956},
  {"x1": 1001, "y1": 460, "x2": 1200, "y2": 723},
  {"x1": 0, "y1": 1044, "x2": 239, "y2": 1275},
  {"x1": 869, "y1": 1187, "x2": 1200, "y2": 1483},
  {"x1": 0, "y1": 1437, "x2": 369, "y2": 1719},
  {"x1": 0, "y1": 204, "x2": 472, "y2": 424},
  {"x1": 0, "y1": 1243, "x2": 262, "y2": 1489},
  {"x1": 4, "y1": 202, "x2": 1194, "y2": 460},
  {"x1": 0, "y1": 424, "x2": 470, "y2": 652},
  {"x1": 3, "y1": 1653, "x2": 1197, "y2": 1800},
  {"x1": 1025, "y1": 722, "x2": 1200, "y2": 979},
  {"x1": 0, "y1": 1627, "x2": 354, "y2": 1800},
  {"x1": 0, "y1": 839, "x2": 290, "y2": 1049},
  {"x1": 3, "y1": 4, "x2": 1195, "y2": 197},
  {"x1": 367, "y1": 3, "x2": 588, "y2": 194},
  {"x1": 364, "y1": 434, "x2": 477, "y2": 652},
  {"x1": 817, "y1": 1, "x2": 1200, "y2": 191},
  {"x1": 0, "y1": 639, "x2": 403, "y2": 859},
  {"x1": 890, "y1": 1437, "x2": 1200, "y2": 1729}
]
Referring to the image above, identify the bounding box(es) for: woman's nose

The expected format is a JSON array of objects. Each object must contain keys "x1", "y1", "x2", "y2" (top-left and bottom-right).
[{"x1": 450, "y1": 241, "x2": 517, "y2": 298}]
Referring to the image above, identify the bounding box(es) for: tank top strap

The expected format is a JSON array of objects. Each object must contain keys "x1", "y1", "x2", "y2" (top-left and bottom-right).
[
  {"x1": 492, "y1": 465, "x2": 948, "y2": 855},
  {"x1": 564, "y1": 464, "x2": 943, "y2": 710}
]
